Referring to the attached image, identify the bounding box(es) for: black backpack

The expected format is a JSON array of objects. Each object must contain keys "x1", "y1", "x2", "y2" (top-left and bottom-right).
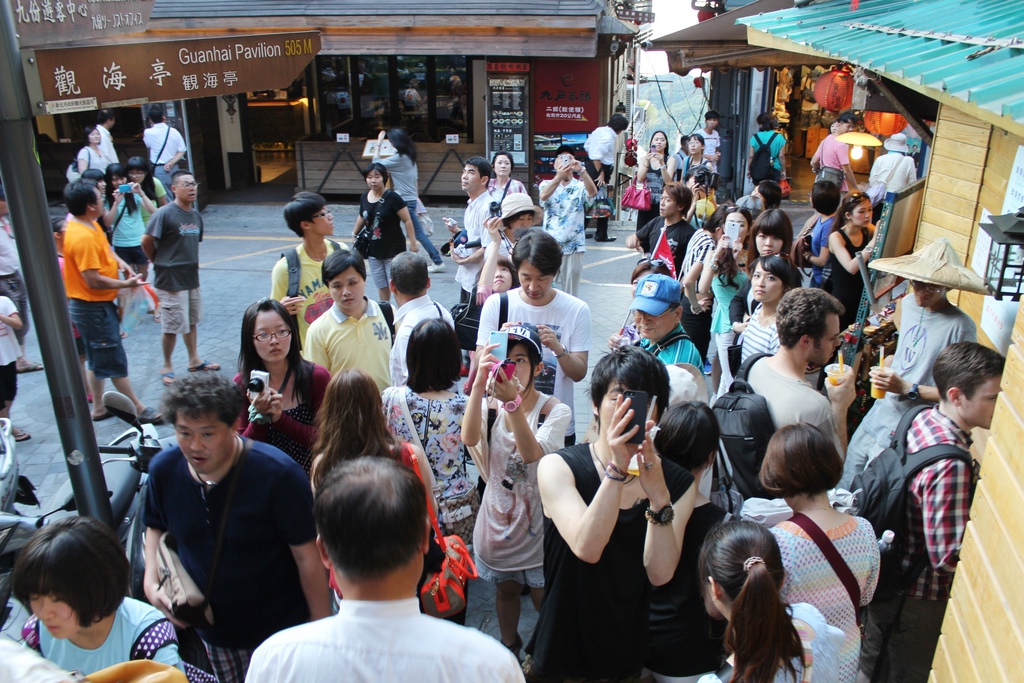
[
  {"x1": 712, "y1": 353, "x2": 775, "y2": 499},
  {"x1": 451, "y1": 291, "x2": 508, "y2": 352},
  {"x1": 749, "y1": 132, "x2": 779, "y2": 184},
  {"x1": 849, "y1": 404, "x2": 974, "y2": 600}
]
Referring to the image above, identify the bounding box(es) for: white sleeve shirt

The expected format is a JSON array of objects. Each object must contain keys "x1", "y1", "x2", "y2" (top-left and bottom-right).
[
  {"x1": 97, "y1": 125, "x2": 118, "y2": 165},
  {"x1": 144, "y1": 123, "x2": 187, "y2": 165},
  {"x1": 584, "y1": 126, "x2": 617, "y2": 165}
]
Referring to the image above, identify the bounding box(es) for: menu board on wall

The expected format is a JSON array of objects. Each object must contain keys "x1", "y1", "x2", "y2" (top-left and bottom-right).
[{"x1": 486, "y1": 75, "x2": 528, "y2": 167}]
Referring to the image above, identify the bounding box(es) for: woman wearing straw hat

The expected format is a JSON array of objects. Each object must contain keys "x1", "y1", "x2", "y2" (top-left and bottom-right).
[{"x1": 837, "y1": 238, "x2": 983, "y2": 489}]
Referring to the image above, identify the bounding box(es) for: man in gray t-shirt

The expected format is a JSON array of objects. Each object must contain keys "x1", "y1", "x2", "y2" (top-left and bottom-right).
[
  {"x1": 142, "y1": 171, "x2": 220, "y2": 382},
  {"x1": 839, "y1": 286, "x2": 976, "y2": 489}
]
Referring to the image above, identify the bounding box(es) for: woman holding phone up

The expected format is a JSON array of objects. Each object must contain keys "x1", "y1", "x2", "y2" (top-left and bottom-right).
[{"x1": 463, "y1": 325, "x2": 571, "y2": 657}]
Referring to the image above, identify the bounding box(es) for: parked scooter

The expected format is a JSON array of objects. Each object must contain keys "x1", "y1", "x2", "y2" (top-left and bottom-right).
[{"x1": 0, "y1": 392, "x2": 166, "y2": 632}]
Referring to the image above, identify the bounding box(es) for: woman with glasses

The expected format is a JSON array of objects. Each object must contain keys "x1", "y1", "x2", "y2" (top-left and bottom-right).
[
  {"x1": 234, "y1": 298, "x2": 330, "y2": 476},
  {"x1": 125, "y1": 156, "x2": 169, "y2": 224},
  {"x1": 825, "y1": 191, "x2": 876, "y2": 332}
]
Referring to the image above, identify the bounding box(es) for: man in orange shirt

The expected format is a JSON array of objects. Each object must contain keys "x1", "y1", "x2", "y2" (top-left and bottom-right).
[{"x1": 62, "y1": 180, "x2": 162, "y2": 423}]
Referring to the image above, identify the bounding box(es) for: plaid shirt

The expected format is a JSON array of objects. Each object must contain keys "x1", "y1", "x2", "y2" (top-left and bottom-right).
[{"x1": 903, "y1": 406, "x2": 973, "y2": 600}]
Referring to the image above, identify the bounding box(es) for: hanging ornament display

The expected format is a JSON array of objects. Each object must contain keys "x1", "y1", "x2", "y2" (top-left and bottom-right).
[
  {"x1": 863, "y1": 111, "x2": 908, "y2": 137},
  {"x1": 813, "y1": 66, "x2": 854, "y2": 112}
]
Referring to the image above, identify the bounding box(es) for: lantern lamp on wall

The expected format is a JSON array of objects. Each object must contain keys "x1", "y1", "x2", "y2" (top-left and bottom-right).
[
  {"x1": 814, "y1": 66, "x2": 855, "y2": 112},
  {"x1": 864, "y1": 111, "x2": 907, "y2": 137},
  {"x1": 979, "y1": 207, "x2": 1024, "y2": 301},
  {"x1": 836, "y1": 131, "x2": 881, "y2": 161}
]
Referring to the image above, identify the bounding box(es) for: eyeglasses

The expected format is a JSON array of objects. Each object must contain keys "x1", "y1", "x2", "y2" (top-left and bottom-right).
[
  {"x1": 177, "y1": 181, "x2": 200, "y2": 188},
  {"x1": 253, "y1": 329, "x2": 292, "y2": 342},
  {"x1": 634, "y1": 306, "x2": 675, "y2": 321},
  {"x1": 312, "y1": 210, "x2": 332, "y2": 219},
  {"x1": 910, "y1": 280, "x2": 945, "y2": 293}
]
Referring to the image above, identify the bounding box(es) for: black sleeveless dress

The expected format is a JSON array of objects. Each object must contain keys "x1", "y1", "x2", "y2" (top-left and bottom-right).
[
  {"x1": 525, "y1": 444, "x2": 693, "y2": 678},
  {"x1": 826, "y1": 227, "x2": 869, "y2": 331}
]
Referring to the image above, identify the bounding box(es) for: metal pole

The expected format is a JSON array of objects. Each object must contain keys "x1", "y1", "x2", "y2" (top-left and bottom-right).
[{"x1": 0, "y1": 2, "x2": 113, "y2": 525}]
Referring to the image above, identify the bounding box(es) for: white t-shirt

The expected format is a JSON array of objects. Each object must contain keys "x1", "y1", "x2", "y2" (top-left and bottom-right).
[
  {"x1": 455, "y1": 189, "x2": 498, "y2": 293},
  {"x1": 584, "y1": 126, "x2": 618, "y2": 165},
  {"x1": 0, "y1": 296, "x2": 19, "y2": 366},
  {"x1": 389, "y1": 295, "x2": 454, "y2": 387},
  {"x1": 702, "y1": 128, "x2": 721, "y2": 171},
  {"x1": 476, "y1": 289, "x2": 591, "y2": 436},
  {"x1": 97, "y1": 125, "x2": 118, "y2": 165}
]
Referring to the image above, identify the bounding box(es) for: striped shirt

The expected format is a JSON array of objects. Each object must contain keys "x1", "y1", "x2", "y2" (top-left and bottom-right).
[
  {"x1": 681, "y1": 229, "x2": 715, "y2": 280},
  {"x1": 903, "y1": 406, "x2": 973, "y2": 600},
  {"x1": 741, "y1": 304, "x2": 779, "y2": 362}
]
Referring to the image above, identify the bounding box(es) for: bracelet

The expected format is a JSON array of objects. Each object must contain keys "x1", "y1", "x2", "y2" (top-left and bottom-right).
[{"x1": 605, "y1": 462, "x2": 628, "y2": 481}]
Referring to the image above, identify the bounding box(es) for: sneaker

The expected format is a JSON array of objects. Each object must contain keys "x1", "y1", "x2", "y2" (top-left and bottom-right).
[{"x1": 427, "y1": 262, "x2": 446, "y2": 273}]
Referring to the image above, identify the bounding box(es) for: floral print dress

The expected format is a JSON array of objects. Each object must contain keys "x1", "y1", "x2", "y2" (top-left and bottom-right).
[{"x1": 382, "y1": 387, "x2": 471, "y2": 500}]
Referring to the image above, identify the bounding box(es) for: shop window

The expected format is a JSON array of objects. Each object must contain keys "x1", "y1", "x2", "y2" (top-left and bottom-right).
[
  {"x1": 319, "y1": 57, "x2": 352, "y2": 129},
  {"x1": 435, "y1": 56, "x2": 468, "y2": 138},
  {"x1": 357, "y1": 57, "x2": 391, "y2": 134},
  {"x1": 316, "y1": 55, "x2": 471, "y2": 142}
]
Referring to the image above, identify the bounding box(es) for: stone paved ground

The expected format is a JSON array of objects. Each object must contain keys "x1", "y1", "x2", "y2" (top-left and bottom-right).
[{"x1": 9, "y1": 202, "x2": 641, "y2": 646}]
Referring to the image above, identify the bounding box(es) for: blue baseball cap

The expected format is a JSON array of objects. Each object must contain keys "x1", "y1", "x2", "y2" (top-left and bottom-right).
[{"x1": 631, "y1": 274, "x2": 681, "y2": 316}]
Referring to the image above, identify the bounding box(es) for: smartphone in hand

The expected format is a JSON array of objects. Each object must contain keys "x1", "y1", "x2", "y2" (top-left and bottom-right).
[
  {"x1": 622, "y1": 390, "x2": 649, "y2": 445},
  {"x1": 489, "y1": 330, "x2": 509, "y2": 359}
]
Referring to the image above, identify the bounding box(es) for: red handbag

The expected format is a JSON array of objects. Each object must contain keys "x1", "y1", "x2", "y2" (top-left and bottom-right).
[
  {"x1": 621, "y1": 180, "x2": 651, "y2": 211},
  {"x1": 410, "y1": 453, "x2": 478, "y2": 618}
]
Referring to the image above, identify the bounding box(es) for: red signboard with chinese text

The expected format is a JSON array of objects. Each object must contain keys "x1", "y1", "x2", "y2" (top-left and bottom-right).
[
  {"x1": 486, "y1": 62, "x2": 530, "y2": 73},
  {"x1": 532, "y1": 59, "x2": 600, "y2": 131},
  {"x1": 31, "y1": 32, "x2": 320, "y2": 111}
]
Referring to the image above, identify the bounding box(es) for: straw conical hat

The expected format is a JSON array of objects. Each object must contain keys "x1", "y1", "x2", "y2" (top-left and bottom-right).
[{"x1": 869, "y1": 238, "x2": 988, "y2": 295}]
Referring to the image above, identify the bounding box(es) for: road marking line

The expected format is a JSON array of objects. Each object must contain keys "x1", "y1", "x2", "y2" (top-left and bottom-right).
[
  {"x1": 200, "y1": 245, "x2": 293, "y2": 268},
  {"x1": 583, "y1": 252, "x2": 641, "y2": 269}
]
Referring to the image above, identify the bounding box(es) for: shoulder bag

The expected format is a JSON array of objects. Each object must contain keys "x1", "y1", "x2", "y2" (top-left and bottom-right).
[
  {"x1": 787, "y1": 511, "x2": 863, "y2": 627},
  {"x1": 621, "y1": 177, "x2": 651, "y2": 211},
  {"x1": 409, "y1": 451, "x2": 478, "y2": 618},
  {"x1": 154, "y1": 439, "x2": 251, "y2": 630}
]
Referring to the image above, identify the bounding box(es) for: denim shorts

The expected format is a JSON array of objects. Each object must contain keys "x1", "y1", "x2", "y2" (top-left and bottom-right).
[
  {"x1": 474, "y1": 556, "x2": 544, "y2": 588},
  {"x1": 68, "y1": 299, "x2": 128, "y2": 380}
]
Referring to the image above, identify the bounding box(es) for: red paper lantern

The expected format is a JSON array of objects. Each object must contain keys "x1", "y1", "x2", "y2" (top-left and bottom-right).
[
  {"x1": 863, "y1": 111, "x2": 908, "y2": 137},
  {"x1": 697, "y1": 10, "x2": 717, "y2": 22},
  {"x1": 813, "y1": 67, "x2": 854, "y2": 112}
]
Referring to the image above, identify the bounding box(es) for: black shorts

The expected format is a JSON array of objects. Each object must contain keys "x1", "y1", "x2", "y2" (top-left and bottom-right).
[
  {"x1": 0, "y1": 361, "x2": 17, "y2": 403},
  {"x1": 114, "y1": 245, "x2": 149, "y2": 267}
]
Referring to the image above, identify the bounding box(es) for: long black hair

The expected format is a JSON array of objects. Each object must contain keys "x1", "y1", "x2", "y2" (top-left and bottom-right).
[
  {"x1": 388, "y1": 127, "x2": 417, "y2": 163},
  {"x1": 238, "y1": 299, "x2": 313, "y2": 406},
  {"x1": 125, "y1": 156, "x2": 158, "y2": 202},
  {"x1": 104, "y1": 163, "x2": 137, "y2": 215}
]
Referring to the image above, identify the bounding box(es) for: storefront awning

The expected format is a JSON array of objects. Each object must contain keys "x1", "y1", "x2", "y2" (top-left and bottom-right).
[
  {"x1": 144, "y1": 0, "x2": 613, "y2": 58},
  {"x1": 651, "y1": 0, "x2": 836, "y2": 71},
  {"x1": 740, "y1": 0, "x2": 1024, "y2": 137}
]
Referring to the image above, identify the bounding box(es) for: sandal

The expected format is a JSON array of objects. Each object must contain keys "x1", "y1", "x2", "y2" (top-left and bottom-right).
[
  {"x1": 16, "y1": 361, "x2": 43, "y2": 374},
  {"x1": 12, "y1": 428, "x2": 30, "y2": 442},
  {"x1": 161, "y1": 372, "x2": 176, "y2": 386},
  {"x1": 188, "y1": 360, "x2": 221, "y2": 372},
  {"x1": 138, "y1": 407, "x2": 164, "y2": 425}
]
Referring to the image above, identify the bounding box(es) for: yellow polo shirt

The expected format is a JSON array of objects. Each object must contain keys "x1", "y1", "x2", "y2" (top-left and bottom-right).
[{"x1": 303, "y1": 299, "x2": 393, "y2": 391}]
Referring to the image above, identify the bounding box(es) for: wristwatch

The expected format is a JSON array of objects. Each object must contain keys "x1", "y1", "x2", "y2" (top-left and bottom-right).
[
  {"x1": 906, "y1": 383, "x2": 920, "y2": 401},
  {"x1": 645, "y1": 503, "x2": 675, "y2": 526},
  {"x1": 503, "y1": 395, "x2": 523, "y2": 412}
]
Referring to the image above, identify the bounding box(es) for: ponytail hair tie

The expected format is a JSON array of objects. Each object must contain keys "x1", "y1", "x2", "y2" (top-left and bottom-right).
[{"x1": 743, "y1": 556, "x2": 764, "y2": 573}]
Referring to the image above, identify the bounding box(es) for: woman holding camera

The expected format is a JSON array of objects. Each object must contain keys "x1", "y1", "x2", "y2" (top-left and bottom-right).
[
  {"x1": 463, "y1": 325, "x2": 571, "y2": 657},
  {"x1": 104, "y1": 163, "x2": 156, "y2": 284},
  {"x1": 234, "y1": 298, "x2": 330, "y2": 476},
  {"x1": 633, "y1": 130, "x2": 672, "y2": 230}
]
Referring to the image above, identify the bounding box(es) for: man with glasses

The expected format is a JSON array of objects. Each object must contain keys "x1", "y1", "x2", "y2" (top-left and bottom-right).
[
  {"x1": 272, "y1": 192, "x2": 348, "y2": 348},
  {"x1": 538, "y1": 145, "x2": 597, "y2": 296},
  {"x1": 838, "y1": 239, "x2": 979, "y2": 489},
  {"x1": 143, "y1": 170, "x2": 219, "y2": 384},
  {"x1": 631, "y1": 273, "x2": 702, "y2": 368}
]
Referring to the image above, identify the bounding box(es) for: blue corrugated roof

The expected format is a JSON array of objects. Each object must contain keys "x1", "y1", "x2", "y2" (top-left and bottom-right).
[{"x1": 740, "y1": 0, "x2": 1024, "y2": 132}]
